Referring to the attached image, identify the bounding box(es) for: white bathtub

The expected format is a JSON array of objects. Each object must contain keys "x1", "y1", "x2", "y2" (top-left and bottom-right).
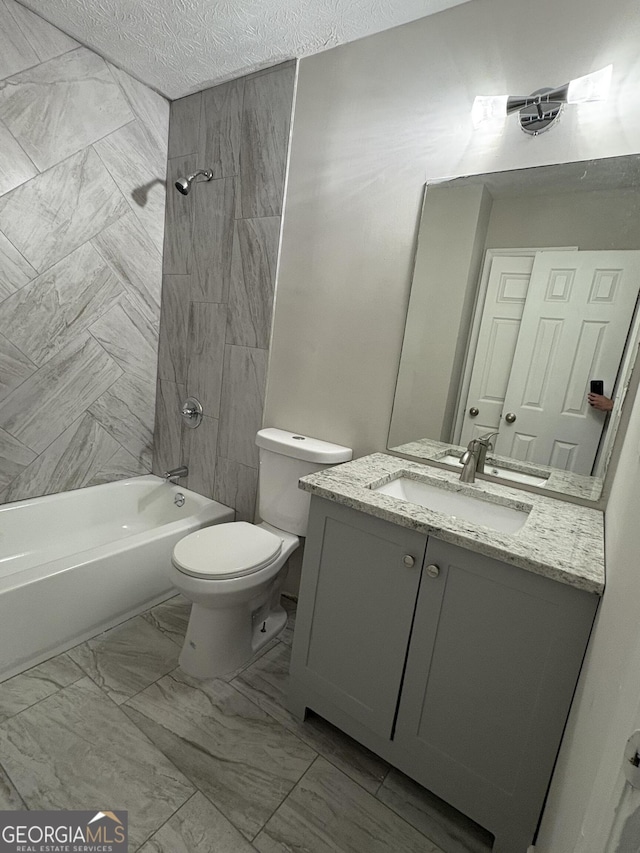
[{"x1": 0, "y1": 475, "x2": 234, "y2": 681}]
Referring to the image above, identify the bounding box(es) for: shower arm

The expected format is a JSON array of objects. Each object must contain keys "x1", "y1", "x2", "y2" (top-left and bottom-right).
[{"x1": 188, "y1": 169, "x2": 213, "y2": 183}]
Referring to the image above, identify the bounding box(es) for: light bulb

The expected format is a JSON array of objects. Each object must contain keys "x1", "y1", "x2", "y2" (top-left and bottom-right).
[
  {"x1": 567, "y1": 65, "x2": 612, "y2": 104},
  {"x1": 471, "y1": 95, "x2": 508, "y2": 128}
]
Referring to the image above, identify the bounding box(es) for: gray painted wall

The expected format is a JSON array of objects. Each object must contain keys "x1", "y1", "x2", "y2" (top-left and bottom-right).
[
  {"x1": 0, "y1": 0, "x2": 168, "y2": 503},
  {"x1": 262, "y1": 0, "x2": 640, "y2": 850},
  {"x1": 153, "y1": 62, "x2": 295, "y2": 521}
]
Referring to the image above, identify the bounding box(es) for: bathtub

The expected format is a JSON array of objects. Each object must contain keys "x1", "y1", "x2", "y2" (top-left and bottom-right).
[{"x1": 0, "y1": 475, "x2": 234, "y2": 681}]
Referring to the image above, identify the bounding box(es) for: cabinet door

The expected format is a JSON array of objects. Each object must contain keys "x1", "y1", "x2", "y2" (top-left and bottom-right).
[
  {"x1": 393, "y1": 537, "x2": 598, "y2": 849},
  {"x1": 290, "y1": 498, "x2": 426, "y2": 740}
]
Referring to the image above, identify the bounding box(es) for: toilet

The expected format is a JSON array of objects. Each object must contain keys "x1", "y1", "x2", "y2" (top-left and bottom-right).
[{"x1": 170, "y1": 428, "x2": 352, "y2": 678}]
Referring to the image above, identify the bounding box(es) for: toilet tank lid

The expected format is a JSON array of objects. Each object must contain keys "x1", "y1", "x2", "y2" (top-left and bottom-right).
[{"x1": 256, "y1": 428, "x2": 352, "y2": 464}]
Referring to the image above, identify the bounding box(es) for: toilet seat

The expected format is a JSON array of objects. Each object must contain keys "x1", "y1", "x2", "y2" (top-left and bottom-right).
[{"x1": 172, "y1": 522, "x2": 283, "y2": 580}]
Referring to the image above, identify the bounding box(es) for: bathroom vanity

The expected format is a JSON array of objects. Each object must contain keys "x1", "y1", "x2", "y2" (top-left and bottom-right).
[{"x1": 288, "y1": 454, "x2": 604, "y2": 853}]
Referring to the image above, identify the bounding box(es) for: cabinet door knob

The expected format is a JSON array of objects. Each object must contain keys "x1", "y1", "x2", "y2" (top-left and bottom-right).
[
  {"x1": 426, "y1": 564, "x2": 440, "y2": 578},
  {"x1": 469, "y1": 406, "x2": 479, "y2": 417},
  {"x1": 403, "y1": 555, "x2": 416, "y2": 568},
  {"x1": 505, "y1": 412, "x2": 517, "y2": 424}
]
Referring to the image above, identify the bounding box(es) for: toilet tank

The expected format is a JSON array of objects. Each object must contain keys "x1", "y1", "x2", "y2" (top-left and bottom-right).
[{"x1": 256, "y1": 428, "x2": 352, "y2": 536}]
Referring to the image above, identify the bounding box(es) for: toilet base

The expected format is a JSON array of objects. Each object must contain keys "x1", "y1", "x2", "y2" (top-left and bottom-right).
[{"x1": 179, "y1": 602, "x2": 287, "y2": 679}]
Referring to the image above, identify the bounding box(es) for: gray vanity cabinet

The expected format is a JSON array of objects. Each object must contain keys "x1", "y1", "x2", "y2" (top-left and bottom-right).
[
  {"x1": 288, "y1": 496, "x2": 599, "y2": 853},
  {"x1": 289, "y1": 495, "x2": 427, "y2": 740}
]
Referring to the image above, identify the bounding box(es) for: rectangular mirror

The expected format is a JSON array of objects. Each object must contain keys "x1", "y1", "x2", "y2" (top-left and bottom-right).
[{"x1": 388, "y1": 154, "x2": 640, "y2": 504}]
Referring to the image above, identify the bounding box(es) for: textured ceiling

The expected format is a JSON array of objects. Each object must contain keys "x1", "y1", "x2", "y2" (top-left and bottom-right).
[{"x1": 17, "y1": 0, "x2": 471, "y2": 99}]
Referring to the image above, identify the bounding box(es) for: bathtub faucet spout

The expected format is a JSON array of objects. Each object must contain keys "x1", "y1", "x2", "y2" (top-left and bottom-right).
[{"x1": 163, "y1": 465, "x2": 188, "y2": 484}]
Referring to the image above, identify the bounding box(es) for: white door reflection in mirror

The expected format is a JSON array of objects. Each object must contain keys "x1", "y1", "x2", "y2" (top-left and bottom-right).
[
  {"x1": 458, "y1": 254, "x2": 534, "y2": 446},
  {"x1": 462, "y1": 250, "x2": 640, "y2": 474}
]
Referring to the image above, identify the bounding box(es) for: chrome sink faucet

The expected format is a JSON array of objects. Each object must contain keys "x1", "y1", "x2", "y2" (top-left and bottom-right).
[
  {"x1": 459, "y1": 440, "x2": 480, "y2": 483},
  {"x1": 476, "y1": 431, "x2": 499, "y2": 474},
  {"x1": 459, "y1": 431, "x2": 499, "y2": 483}
]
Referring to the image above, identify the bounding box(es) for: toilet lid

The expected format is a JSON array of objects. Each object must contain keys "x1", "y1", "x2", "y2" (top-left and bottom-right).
[{"x1": 172, "y1": 522, "x2": 283, "y2": 579}]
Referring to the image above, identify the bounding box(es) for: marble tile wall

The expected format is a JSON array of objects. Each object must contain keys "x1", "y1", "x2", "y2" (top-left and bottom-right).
[
  {"x1": 153, "y1": 62, "x2": 295, "y2": 520},
  {"x1": 0, "y1": 1, "x2": 169, "y2": 503}
]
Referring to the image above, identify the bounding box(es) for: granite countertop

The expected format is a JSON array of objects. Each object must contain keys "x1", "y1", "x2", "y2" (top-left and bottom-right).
[
  {"x1": 300, "y1": 453, "x2": 605, "y2": 596},
  {"x1": 392, "y1": 438, "x2": 604, "y2": 503}
]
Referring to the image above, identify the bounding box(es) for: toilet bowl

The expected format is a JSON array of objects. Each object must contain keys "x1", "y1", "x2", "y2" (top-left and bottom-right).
[{"x1": 171, "y1": 428, "x2": 352, "y2": 678}]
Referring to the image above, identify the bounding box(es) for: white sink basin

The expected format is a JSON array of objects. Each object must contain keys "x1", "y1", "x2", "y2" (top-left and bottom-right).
[
  {"x1": 372, "y1": 476, "x2": 529, "y2": 533},
  {"x1": 439, "y1": 454, "x2": 549, "y2": 488}
]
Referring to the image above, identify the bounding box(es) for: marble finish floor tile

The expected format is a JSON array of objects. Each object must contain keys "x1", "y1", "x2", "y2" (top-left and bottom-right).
[
  {"x1": 0, "y1": 48, "x2": 133, "y2": 171},
  {"x1": 139, "y1": 791, "x2": 257, "y2": 853},
  {"x1": 142, "y1": 595, "x2": 191, "y2": 646},
  {"x1": 67, "y1": 616, "x2": 180, "y2": 705},
  {"x1": 4, "y1": 413, "x2": 120, "y2": 502},
  {"x1": 233, "y1": 643, "x2": 389, "y2": 795},
  {"x1": 254, "y1": 756, "x2": 443, "y2": 853},
  {"x1": 0, "y1": 231, "x2": 36, "y2": 300},
  {"x1": 123, "y1": 668, "x2": 317, "y2": 839},
  {"x1": 0, "y1": 242, "x2": 124, "y2": 366},
  {"x1": 0, "y1": 653, "x2": 82, "y2": 723},
  {"x1": 0, "y1": 677, "x2": 194, "y2": 849},
  {"x1": 376, "y1": 769, "x2": 493, "y2": 853},
  {"x1": 0, "y1": 334, "x2": 123, "y2": 454},
  {"x1": 0, "y1": 146, "x2": 129, "y2": 272},
  {"x1": 0, "y1": 762, "x2": 24, "y2": 810}
]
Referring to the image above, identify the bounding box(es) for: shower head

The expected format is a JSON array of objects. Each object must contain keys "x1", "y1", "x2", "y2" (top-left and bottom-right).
[{"x1": 174, "y1": 169, "x2": 214, "y2": 195}]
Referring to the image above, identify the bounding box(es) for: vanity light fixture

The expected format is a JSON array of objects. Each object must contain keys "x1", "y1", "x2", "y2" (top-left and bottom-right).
[{"x1": 472, "y1": 65, "x2": 612, "y2": 135}]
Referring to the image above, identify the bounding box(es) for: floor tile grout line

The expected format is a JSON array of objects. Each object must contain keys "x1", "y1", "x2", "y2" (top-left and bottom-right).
[
  {"x1": 131, "y1": 789, "x2": 199, "y2": 853},
  {"x1": 248, "y1": 752, "x2": 322, "y2": 845},
  {"x1": 72, "y1": 660, "x2": 204, "y2": 815},
  {"x1": 0, "y1": 670, "x2": 84, "y2": 728},
  {"x1": 228, "y1": 646, "x2": 421, "y2": 812},
  {"x1": 226, "y1": 648, "x2": 395, "y2": 803},
  {"x1": 0, "y1": 752, "x2": 27, "y2": 811},
  {"x1": 119, "y1": 670, "x2": 281, "y2": 845}
]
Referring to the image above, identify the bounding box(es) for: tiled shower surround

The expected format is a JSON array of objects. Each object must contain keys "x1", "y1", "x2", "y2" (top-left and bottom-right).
[
  {"x1": 153, "y1": 63, "x2": 296, "y2": 520},
  {"x1": 0, "y1": 0, "x2": 169, "y2": 503}
]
